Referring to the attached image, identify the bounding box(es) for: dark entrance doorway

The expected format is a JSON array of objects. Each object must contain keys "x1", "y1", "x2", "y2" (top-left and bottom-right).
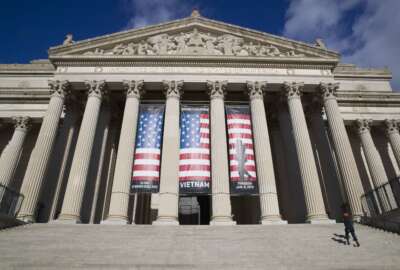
[
  {"x1": 231, "y1": 195, "x2": 260, "y2": 224},
  {"x1": 178, "y1": 195, "x2": 211, "y2": 225}
]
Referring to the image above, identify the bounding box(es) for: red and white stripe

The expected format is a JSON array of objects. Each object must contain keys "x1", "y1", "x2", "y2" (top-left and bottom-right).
[
  {"x1": 179, "y1": 113, "x2": 211, "y2": 181},
  {"x1": 227, "y1": 113, "x2": 257, "y2": 181},
  {"x1": 132, "y1": 148, "x2": 161, "y2": 182}
]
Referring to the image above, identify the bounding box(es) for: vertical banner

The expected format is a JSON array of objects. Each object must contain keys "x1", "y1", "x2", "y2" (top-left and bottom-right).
[
  {"x1": 179, "y1": 106, "x2": 211, "y2": 194},
  {"x1": 131, "y1": 104, "x2": 165, "y2": 193},
  {"x1": 226, "y1": 105, "x2": 258, "y2": 194}
]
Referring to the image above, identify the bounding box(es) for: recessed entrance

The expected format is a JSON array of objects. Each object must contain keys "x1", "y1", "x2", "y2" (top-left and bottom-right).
[
  {"x1": 178, "y1": 195, "x2": 211, "y2": 225},
  {"x1": 231, "y1": 195, "x2": 260, "y2": 224},
  {"x1": 133, "y1": 193, "x2": 152, "y2": 224}
]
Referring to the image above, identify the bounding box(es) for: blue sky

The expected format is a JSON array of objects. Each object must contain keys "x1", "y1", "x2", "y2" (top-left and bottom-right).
[{"x1": 1, "y1": 0, "x2": 399, "y2": 89}]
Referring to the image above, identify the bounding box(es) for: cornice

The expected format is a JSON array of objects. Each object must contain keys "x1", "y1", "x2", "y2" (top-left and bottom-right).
[
  {"x1": 0, "y1": 63, "x2": 55, "y2": 75},
  {"x1": 50, "y1": 55, "x2": 337, "y2": 70},
  {"x1": 334, "y1": 63, "x2": 392, "y2": 80},
  {"x1": 337, "y1": 91, "x2": 400, "y2": 107}
]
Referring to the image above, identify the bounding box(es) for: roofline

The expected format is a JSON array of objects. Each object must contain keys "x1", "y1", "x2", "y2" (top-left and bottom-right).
[{"x1": 49, "y1": 15, "x2": 339, "y2": 59}]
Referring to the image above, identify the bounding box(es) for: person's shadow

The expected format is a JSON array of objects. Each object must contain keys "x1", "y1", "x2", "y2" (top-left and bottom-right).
[{"x1": 331, "y1": 233, "x2": 347, "y2": 245}]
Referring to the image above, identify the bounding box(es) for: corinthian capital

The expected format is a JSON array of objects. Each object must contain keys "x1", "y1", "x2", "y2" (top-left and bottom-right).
[
  {"x1": 319, "y1": 82, "x2": 339, "y2": 100},
  {"x1": 384, "y1": 119, "x2": 400, "y2": 135},
  {"x1": 206, "y1": 80, "x2": 228, "y2": 99},
  {"x1": 282, "y1": 82, "x2": 304, "y2": 99},
  {"x1": 49, "y1": 80, "x2": 71, "y2": 98},
  {"x1": 163, "y1": 80, "x2": 184, "y2": 99},
  {"x1": 246, "y1": 81, "x2": 266, "y2": 100},
  {"x1": 355, "y1": 119, "x2": 372, "y2": 134},
  {"x1": 13, "y1": 116, "x2": 31, "y2": 131},
  {"x1": 85, "y1": 80, "x2": 107, "y2": 99},
  {"x1": 123, "y1": 80, "x2": 145, "y2": 99}
]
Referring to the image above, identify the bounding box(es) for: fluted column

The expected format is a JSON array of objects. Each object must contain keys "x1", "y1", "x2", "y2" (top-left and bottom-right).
[
  {"x1": 18, "y1": 80, "x2": 70, "y2": 222},
  {"x1": 207, "y1": 80, "x2": 235, "y2": 225},
  {"x1": 246, "y1": 81, "x2": 286, "y2": 225},
  {"x1": 49, "y1": 99, "x2": 81, "y2": 220},
  {"x1": 355, "y1": 119, "x2": 390, "y2": 188},
  {"x1": 57, "y1": 80, "x2": 106, "y2": 223},
  {"x1": 0, "y1": 117, "x2": 31, "y2": 190},
  {"x1": 153, "y1": 80, "x2": 183, "y2": 225},
  {"x1": 319, "y1": 82, "x2": 364, "y2": 219},
  {"x1": 103, "y1": 80, "x2": 144, "y2": 224},
  {"x1": 355, "y1": 119, "x2": 392, "y2": 211},
  {"x1": 282, "y1": 82, "x2": 333, "y2": 223},
  {"x1": 384, "y1": 119, "x2": 400, "y2": 168}
]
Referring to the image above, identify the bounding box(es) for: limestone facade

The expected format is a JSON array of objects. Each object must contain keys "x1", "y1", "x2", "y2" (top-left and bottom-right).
[{"x1": 0, "y1": 13, "x2": 399, "y2": 224}]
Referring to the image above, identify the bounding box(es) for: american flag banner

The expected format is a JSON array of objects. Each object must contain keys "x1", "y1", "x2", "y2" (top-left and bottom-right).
[
  {"x1": 131, "y1": 105, "x2": 165, "y2": 193},
  {"x1": 226, "y1": 105, "x2": 258, "y2": 194},
  {"x1": 179, "y1": 106, "x2": 211, "y2": 194}
]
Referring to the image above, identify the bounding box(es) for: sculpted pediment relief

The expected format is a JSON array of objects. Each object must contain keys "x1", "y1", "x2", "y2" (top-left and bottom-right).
[
  {"x1": 50, "y1": 14, "x2": 339, "y2": 62},
  {"x1": 81, "y1": 28, "x2": 305, "y2": 58}
]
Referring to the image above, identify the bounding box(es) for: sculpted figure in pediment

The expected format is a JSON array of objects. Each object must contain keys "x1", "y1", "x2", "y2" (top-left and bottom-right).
[
  {"x1": 261, "y1": 45, "x2": 281, "y2": 57},
  {"x1": 245, "y1": 42, "x2": 259, "y2": 56},
  {"x1": 82, "y1": 28, "x2": 308, "y2": 58},
  {"x1": 137, "y1": 40, "x2": 150, "y2": 55},
  {"x1": 216, "y1": 35, "x2": 236, "y2": 55},
  {"x1": 84, "y1": 48, "x2": 106, "y2": 55},
  {"x1": 148, "y1": 34, "x2": 169, "y2": 55},
  {"x1": 187, "y1": 28, "x2": 204, "y2": 48},
  {"x1": 232, "y1": 38, "x2": 249, "y2": 56},
  {"x1": 286, "y1": 50, "x2": 305, "y2": 57},
  {"x1": 203, "y1": 33, "x2": 223, "y2": 55},
  {"x1": 174, "y1": 32, "x2": 188, "y2": 53},
  {"x1": 112, "y1": 43, "x2": 126, "y2": 55}
]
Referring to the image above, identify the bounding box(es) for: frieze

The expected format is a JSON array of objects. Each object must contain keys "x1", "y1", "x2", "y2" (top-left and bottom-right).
[{"x1": 83, "y1": 28, "x2": 305, "y2": 58}]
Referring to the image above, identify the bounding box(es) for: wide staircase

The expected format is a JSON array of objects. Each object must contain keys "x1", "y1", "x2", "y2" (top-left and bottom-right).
[{"x1": 0, "y1": 223, "x2": 399, "y2": 269}]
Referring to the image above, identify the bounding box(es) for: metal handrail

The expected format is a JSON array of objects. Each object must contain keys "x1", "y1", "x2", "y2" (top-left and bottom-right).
[
  {"x1": 360, "y1": 216, "x2": 400, "y2": 234},
  {"x1": 361, "y1": 177, "x2": 400, "y2": 217},
  {"x1": 0, "y1": 183, "x2": 24, "y2": 218},
  {"x1": 360, "y1": 177, "x2": 400, "y2": 233}
]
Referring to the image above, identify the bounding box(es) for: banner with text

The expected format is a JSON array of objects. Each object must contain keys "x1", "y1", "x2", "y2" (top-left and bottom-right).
[
  {"x1": 179, "y1": 106, "x2": 211, "y2": 194},
  {"x1": 226, "y1": 105, "x2": 258, "y2": 194},
  {"x1": 131, "y1": 104, "x2": 165, "y2": 193}
]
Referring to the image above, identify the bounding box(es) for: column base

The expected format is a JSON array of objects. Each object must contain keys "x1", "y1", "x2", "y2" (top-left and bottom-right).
[
  {"x1": 353, "y1": 215, "x2": 362, "y2": 223},
  {"x1": 261, "y1": 218, "x2": 288, "y2": 225},
  {"x1": 17, "y1": 215, "x2": 35, "y2": 223},
  {"x1": 210, "y1": 217, "x2": 236, "y2": 226},
  {"x1": 306, "y1": 216, "x2": 336, "y2": 224},
  {"x1": 51, "y1": 219, "x2": 82, "y2": 224},
  {"x1": 101, "y1": 218, "x2": 129, "y2": 225},
  {"x1": 53, "y1": 214, "x2": 81, "y2": 224},
  {"x1": 152, "y1": 217, "x2": 179, "y2": 226}
]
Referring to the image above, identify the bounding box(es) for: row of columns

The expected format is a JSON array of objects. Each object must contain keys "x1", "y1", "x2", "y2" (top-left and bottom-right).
[{"x1": 1, "y1": 79, "x2": 399, "y2": 224}]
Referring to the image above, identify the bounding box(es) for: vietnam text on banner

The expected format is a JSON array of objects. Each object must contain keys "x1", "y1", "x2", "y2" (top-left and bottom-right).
[
  {"x1": 131, "y1": 104, "x2": 165, "y2": 193},
  {"x1": 226, "y1": 105, "x2": 258, "y2": 194},
  {"x1": 179, "y1": 106, "x2": 211, "y2": 194}
]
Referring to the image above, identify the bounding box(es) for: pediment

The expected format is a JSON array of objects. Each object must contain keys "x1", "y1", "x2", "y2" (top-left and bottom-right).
[{"x1": 49, "y1": 15, "x2": 339, "y2": 61}]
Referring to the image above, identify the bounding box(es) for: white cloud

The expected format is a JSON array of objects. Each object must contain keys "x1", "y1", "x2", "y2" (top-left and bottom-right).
[
  {"x1": 123, "y1": 0, "x2": 193, "y2": 29},
  {"x1": 283, "y1": 0, "x2": 400, "y2": 90}
]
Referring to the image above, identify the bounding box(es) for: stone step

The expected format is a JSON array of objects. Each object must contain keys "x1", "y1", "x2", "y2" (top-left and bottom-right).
[{"x1": 0, "y1": 224, "x2": 399, "y2": 269}]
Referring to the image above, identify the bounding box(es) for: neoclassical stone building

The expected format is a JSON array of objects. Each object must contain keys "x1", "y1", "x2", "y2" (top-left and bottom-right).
[{"x1": 0, "y1": 11, "x2": 399, "y2": 225}]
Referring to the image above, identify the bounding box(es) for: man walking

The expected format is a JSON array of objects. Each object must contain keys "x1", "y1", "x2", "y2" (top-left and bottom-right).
[{"x1": 341, "y1": 203, "x2": 360, "y2": 247}]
